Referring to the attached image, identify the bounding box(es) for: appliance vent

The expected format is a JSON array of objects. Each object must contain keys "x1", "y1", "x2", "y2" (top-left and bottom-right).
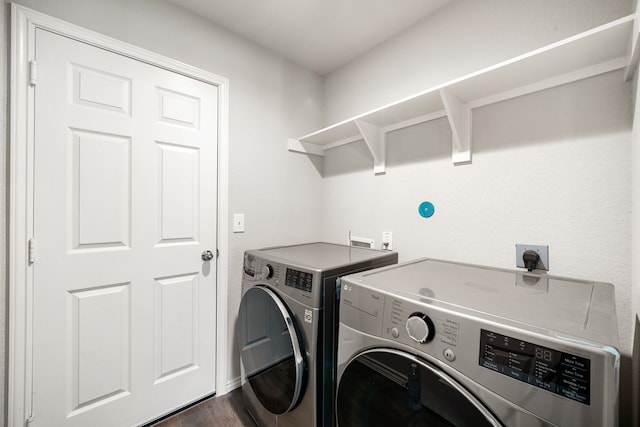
[{"x1": 349, "y1": 236, "x2": 374, "y2": 249}]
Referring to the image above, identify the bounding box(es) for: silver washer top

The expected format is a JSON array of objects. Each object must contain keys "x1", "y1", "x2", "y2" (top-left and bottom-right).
[{"x1": 344, "y1": 258, "x2": 618, "y2": 345}]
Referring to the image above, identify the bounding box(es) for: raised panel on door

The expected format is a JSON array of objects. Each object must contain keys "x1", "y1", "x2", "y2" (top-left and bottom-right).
[
  {"x1": 157, "y1": 87, "x2": 200, "y2": 129},
  {"x1": 156, "y1": 142, "x2": 200, "y2": 245},
  {"x1": 71, "y1": 63, "x2": 132, "y2": 115},
  {"x1": 154, "y1": 273, "x2": 199, "y2": 383},
  {"x1": 71, "y1": 129, "x2": 132, "y2": 251},
  {"x1": 69, "y1": 283, "x2": 131, "y2": 415}
]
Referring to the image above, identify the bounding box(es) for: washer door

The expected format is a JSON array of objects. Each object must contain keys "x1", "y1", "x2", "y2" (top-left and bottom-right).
[
  {"x1": 238, "y1": 286, "x2": 306, "y2": 415},
  {"x1": 337, "y1": 349, "x2": 502, "y2": 426}
]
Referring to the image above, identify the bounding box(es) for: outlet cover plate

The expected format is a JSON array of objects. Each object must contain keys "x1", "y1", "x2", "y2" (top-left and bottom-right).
[
  {"x1": 382, "y1": 231, "x2": 393, "y2": 250},
  {"x1": 516, "y1": 244, "x2": 549, "y2": 271}
]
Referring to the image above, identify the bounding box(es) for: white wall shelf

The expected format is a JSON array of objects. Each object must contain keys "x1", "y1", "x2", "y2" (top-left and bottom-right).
[{"x1": 288, "y1": 14, "x2": 635, "y2": 174}]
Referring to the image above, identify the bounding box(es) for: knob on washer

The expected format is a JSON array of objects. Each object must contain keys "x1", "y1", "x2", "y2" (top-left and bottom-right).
[
  {"x1": 406, "y1": 312, "x2": 435, "y2": 344},
  {"x1": 260, "y1": 264, "x2": 274, "y2": 280}
]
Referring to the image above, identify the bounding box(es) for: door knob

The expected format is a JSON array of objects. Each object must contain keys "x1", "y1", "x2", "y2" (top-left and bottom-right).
[{"x1": 201, "y1": 250, "x2": 214, "y2": 261}]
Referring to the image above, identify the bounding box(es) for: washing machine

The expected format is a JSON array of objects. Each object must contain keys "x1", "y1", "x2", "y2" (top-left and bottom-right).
[
  {"x1": 336, "y1": 258, "x2": 620, "y2": 427},
  {"x1": 237, "y1": 242, "x2": 398, "y2": 427}
]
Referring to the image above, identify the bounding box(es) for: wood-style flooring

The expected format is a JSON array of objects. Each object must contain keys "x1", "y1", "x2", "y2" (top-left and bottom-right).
[{"x1": 149, "y1": 387, "x2": 256, "y2": 427}]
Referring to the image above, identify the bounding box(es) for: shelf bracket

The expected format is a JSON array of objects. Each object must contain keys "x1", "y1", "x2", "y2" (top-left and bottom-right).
[
  {"x1": 624, "y1": 7, "x2": 640, "y2": 80},
  {"x1": 354, "y1": 119, "x2": 386, "y2": 174},
  {"x1": 287, "y1": 138, "x2": 325, "y2": 157},
  {"x1": 439, "y1": 89, "x2": 471, "y2": 164}
]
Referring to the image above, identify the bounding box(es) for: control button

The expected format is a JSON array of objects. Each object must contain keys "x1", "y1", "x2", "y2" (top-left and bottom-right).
[
  {"x1": 406, "y1": 312, "x2": 435, "y2": 344},
  {"x1": 391, "y1": 328, "x2": 399, "y2": 338},
  {"x1": 444, "y1": 348, "x2": 456, "y2": 362}
]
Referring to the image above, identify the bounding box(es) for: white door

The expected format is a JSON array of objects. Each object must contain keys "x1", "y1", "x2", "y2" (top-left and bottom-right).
[{"x1": 31, "y1": 28, "x2": 218, "y2": 426}]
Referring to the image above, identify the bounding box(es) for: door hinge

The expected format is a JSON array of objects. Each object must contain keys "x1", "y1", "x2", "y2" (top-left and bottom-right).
[
  {"x1": 29, "y1": 60, "x2": 37, "y2": 86},
  {"x1": 28, "y1": 238, "x2": 36, "y2": 264}
]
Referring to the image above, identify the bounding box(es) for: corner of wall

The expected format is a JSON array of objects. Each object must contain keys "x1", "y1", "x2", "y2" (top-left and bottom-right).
[{"x1": 1, "y1": 1, "x2": 8, "y2": 425}]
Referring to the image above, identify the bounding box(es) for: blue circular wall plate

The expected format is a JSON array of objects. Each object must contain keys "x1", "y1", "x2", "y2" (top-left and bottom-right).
[{"x1": 418, "y1": 201, "x2": 435, "y2": 218}]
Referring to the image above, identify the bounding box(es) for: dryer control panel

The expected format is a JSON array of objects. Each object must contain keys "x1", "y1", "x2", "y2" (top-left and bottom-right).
[
  {"x1": 285, "y1": 268, "x2": 313, "y2": 293},
  {"x1": 242, "y1": 252, "x2": 322, "y2": 307}
]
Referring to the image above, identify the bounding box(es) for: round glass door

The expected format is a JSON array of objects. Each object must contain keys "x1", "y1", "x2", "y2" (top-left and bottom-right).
[
  {"x1": 337, "y1": 349, "x2": 501, "y2": 426},
  {"x1": 237, "y1": 286, "x2": 305, "y2": 414}
]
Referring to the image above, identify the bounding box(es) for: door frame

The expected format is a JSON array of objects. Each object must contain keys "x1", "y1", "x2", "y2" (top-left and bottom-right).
[{"x1": 8, "y1": 4, "x2": 230, "y2": 426}]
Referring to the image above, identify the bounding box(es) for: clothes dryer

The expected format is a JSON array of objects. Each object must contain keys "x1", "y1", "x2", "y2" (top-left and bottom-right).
[
  {"x1": 336, "y1": 258, "x2": 619, "y2": 427},
  {"x1": 237, "y1": 242, "x2": 397, "y2": 427}
]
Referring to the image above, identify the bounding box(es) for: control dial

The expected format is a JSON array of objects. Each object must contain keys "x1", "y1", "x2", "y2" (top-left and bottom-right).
[
  {"x1": 258, "y1": 264, "x2": 274, "y2": 280},
  {"x1": 406, "y1": 312, "x2": 435, "y2": 344}
]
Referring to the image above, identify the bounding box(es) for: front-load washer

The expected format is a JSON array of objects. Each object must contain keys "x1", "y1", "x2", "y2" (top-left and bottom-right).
[
  {"x1": 336, "y1": 258, "x2": 619, "y2": 427},
  {"x1": 237, "y1": 242, "x2": 398, "y2": 427}
]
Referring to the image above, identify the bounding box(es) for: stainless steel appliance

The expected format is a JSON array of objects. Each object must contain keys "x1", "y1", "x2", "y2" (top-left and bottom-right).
[
  {"x1": 336, "y1": 258, "x2": 620, "y2": 426},
  {"x1": 237, "y1": 242, "x2": 398, "y2": 426}
]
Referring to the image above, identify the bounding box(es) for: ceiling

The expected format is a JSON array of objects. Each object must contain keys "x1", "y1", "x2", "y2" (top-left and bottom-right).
[{"x1": 168, "y1": 0, "x2": 452, "y2": 75}]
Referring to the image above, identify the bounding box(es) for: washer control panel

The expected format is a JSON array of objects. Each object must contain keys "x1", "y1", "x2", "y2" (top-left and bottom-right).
[
  {"x1": 479, "y1": 329, "x2": 591, "y2": 405},
  {"x1": 380, "y1": 294, "x2": 462, "y2": 364}
]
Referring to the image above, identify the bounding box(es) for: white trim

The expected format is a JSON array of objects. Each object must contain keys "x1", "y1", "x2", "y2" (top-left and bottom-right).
[
  {"x1": 8, "y1": 5, "x2": 231, "y2": 426},
  {"x1": 226, "y1": 376, "x2": 242, "y2": 392}
]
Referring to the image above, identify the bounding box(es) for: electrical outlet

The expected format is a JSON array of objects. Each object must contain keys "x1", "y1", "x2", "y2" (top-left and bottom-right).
[
  {"x1": 515, "y1": 244, "x2": 549, "y2": 271},
  {"x1": 382, "y1": 231, "x2": 393, "y2": 250}
]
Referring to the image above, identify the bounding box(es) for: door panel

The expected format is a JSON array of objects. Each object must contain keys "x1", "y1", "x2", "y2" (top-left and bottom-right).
[
  {"x1": 71, "y1": 63, "x2": 132, "y2": 115},
  {"x1": 70, "y1": 283, "x2": 131, "y2": 412},
  {"x1": 32, "y1": 28, "x2": 218, "y2": 426},
  {"x1": 157, "y1": 142, "x2": 200, "y2": 243},
  {"x1": 154, "y1": 273, "x2": 199, "y2": 382},
  {"x1": 71, "y1": 129, "x2": 132, "y2": 250}
]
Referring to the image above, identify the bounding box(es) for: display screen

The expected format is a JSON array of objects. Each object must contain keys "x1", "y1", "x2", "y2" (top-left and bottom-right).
[
  {"x1": 285, "y1": 268, "x2": 313, "y2": 293},
  {"x1": 479, "y1": 329, "x2": 590, "y2": 405}
]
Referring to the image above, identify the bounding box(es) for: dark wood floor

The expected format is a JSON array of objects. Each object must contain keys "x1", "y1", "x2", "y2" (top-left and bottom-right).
[{"x1": 150, "y1": 387, "x2": 257, "y2": 427}]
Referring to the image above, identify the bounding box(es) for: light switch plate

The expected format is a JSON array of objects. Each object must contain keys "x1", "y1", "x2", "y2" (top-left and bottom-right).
[{"x1": 233, "y1": 214, "x2": 245, "y2": 233}]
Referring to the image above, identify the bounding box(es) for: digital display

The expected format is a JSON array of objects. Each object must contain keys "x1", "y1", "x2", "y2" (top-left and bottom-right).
[
  {"x1": 479, "y1": 329, "x2": 590, "y2": 405},
  {"x1": 285, "y1": 268, "x2": 313, "y2": 293}
]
